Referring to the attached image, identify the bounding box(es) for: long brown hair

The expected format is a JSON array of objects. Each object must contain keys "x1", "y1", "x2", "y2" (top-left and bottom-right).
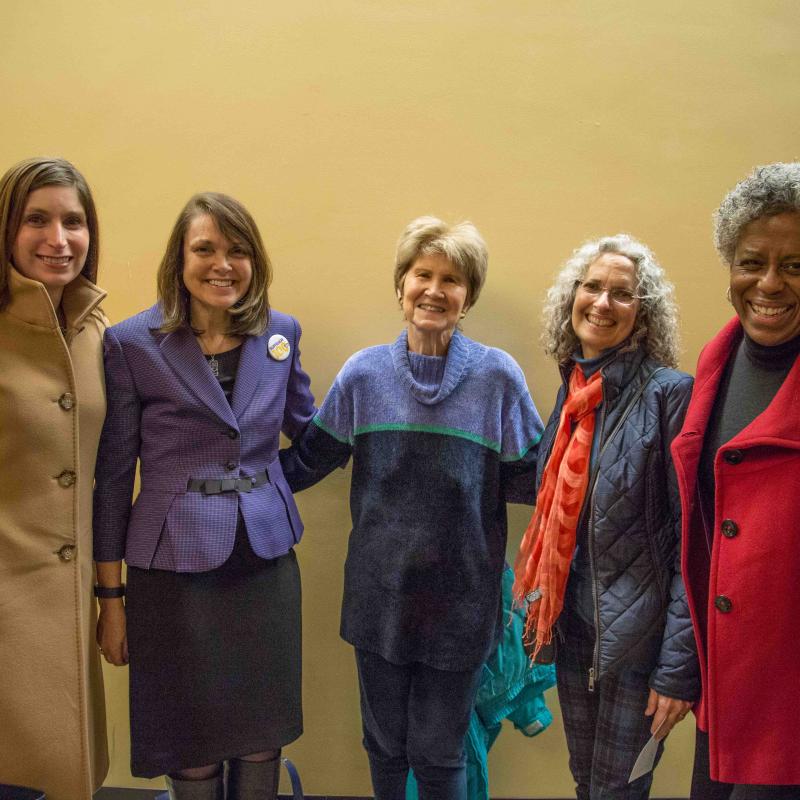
[{"x1": 0, "y1": 157, "x2": 99, "y2": 310}]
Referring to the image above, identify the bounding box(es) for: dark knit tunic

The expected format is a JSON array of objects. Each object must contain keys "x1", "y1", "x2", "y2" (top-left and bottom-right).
[{"x1": 281, "y1": 330, "x2": 543, "y2": 671}]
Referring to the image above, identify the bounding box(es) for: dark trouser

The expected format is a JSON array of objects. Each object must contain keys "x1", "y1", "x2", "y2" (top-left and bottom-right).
[
  {"x1": 691, "y1": 729, "x2": 800, "y2": 800},
  {"x1": 555, "y1": 613, "x2": 662, "y2": 800},
  {"x1": 354, "y1": 648, "x2": 483, "y2": 800}
]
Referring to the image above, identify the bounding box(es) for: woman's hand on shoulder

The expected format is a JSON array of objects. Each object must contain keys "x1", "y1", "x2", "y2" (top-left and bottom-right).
[
  {"x1": 97, "y1": 599, "x2": 129, "y2": 666},
  {"x1": 645, "y1": 688, "x2": 692, "y2": 739}
]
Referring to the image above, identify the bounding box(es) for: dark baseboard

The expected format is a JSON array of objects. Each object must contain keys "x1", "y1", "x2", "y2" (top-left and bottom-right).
[{"x1": 95, "y1": 792, "x2": 686, "y2": 800}]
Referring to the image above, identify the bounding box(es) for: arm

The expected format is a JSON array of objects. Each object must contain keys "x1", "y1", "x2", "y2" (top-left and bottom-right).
[
  {"x1": 95, "y1": 560, "x2": 128, "y2": 666},
  {"x1": 280, "y1": 417, "x2": 352, "y2": 492},
  {"x1": 93, "y1": 327, "x2": 141, "y2": 561},
  {"x1": 280, "y1": 316, "x2": 317, "y2": 440},
  {"x1": 647, "y1": 374, "x2": 700, "y2": 735},
  {"x1": 93, "y1": 327, "x2": 141, "y2": 666},
  {"x1": 501, "y1": 438, "x2": 541, "y2": 505},
  {"x1": 500, "y1": 361, "x2": 544, "y2": 505},
  {"x1": 280, "y1": 360, "x2": 354, "y2": 492}
]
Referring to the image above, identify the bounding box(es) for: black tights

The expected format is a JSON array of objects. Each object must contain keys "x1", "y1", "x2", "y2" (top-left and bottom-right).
[{"x1": 170, "y1": 749, "x2": 280, "y2": 781}]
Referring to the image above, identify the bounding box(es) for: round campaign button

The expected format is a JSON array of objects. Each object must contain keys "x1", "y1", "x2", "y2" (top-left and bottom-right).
[{"x1": 268, "y1": 334, "x2": 291, "y2": 361}]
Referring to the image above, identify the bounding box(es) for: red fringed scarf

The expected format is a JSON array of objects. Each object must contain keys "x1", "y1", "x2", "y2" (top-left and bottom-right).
[{"x1": 513, "y1": 366, "x2": 603, "y2": 658}]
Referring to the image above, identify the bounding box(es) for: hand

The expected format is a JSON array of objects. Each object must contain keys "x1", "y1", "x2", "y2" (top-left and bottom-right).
[
  {"x1": 96, "y1": 600, "x2": 129, "y2": 666},
  {"x1": 645, "y1": 689, "x2": 692, "y2": 739}
]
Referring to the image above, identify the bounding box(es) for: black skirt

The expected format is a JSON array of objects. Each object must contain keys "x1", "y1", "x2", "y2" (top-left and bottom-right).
[{"x1": 126, "y1": 521, "x2": 302, "y2": 777}]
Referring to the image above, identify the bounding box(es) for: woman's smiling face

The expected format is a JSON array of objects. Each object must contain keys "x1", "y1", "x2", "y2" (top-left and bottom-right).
[
  {"x1": 12, "y1": 185, "x2": 89, "y2": 298},
  {"x1": 730, "y1": 212, "x2": 800, "y2": 347},
  {"x1": 400, "y1": 252, "x2": 469, "y2": 353},
  {"x1": 181, "y1": 213, "x2": 253, "y2": 315},
  {"x1": 571, "y1": 253, "x2": 640, "y2": 359}
]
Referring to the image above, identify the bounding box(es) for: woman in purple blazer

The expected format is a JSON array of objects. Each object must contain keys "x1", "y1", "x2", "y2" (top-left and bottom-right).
[{"x1": 93, "y1": 193, "x2": 315, "y2": 800}]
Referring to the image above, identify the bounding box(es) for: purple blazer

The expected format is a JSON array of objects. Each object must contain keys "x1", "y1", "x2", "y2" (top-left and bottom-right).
[{"x1": 93, "y1": 304, "x2": 315, "y2": 572}]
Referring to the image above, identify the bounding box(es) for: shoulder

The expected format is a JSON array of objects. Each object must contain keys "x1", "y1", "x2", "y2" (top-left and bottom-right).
[
  {"x1": 649, "y1": 364, "x2": 693, "y2": 394},
  {"x1": 84, "y1": 305, "x2": 108, "y2": 336},
  {"x1": 265, "y1": 309, "x2": 300, "y2": 341},
  {"x1": 695, "y1": 317, "x2": 741, "y2": 374},
  {"x1": 108, "y1": 304, "x2": 162, "y2": 340},
  {"x1": 636, "y1": 362, "x2": 694, "y2": 427},
  {"x1": 336, "y1": 344, "x2": 392, "y2": 385},
  {"x1": 471, "y1": 342, "x2": 528, "y2": 391}
]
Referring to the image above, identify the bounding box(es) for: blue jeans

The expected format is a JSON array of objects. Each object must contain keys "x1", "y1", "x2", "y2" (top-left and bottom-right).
[{"x1": 354, "y1": 648, "x2": 483, "y2": 800}]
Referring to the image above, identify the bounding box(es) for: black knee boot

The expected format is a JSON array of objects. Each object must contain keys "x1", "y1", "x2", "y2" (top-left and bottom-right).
[{"x1": 227, "y1": 755, "x2": 281, "y2": 800}]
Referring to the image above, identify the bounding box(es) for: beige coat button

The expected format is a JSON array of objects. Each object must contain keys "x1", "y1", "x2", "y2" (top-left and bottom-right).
[
  {"x1": 57, "y1": 544, "x2": 76, "y2": 561},
  {"x1": 58, "y1": 392, "x2": 75, "y2": 410},
  {"x1": 57, "y1": 470, "x2": 76, "y2": 487}
]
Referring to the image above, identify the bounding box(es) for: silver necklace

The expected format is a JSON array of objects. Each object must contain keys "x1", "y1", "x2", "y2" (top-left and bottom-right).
[{"x1": 198, "y1": 334, "x2": 224, "y2": 377}]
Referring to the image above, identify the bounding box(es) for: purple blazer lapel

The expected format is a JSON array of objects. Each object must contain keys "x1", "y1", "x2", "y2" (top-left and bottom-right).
[
  {"x1": 156, "y1": 324, "x2": 238, "y2": 428},
  {"x1": 231, "y1": 334, "x2": 267, "y2": 419}
]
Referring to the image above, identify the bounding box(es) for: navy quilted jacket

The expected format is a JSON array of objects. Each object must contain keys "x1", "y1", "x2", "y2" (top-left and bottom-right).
[{"x1": 539, "y1": 346, "x2": 700, "y2": 701}]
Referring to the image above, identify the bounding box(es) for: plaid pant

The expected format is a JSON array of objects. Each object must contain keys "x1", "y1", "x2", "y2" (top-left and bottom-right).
[{"x1": 556, "y1": 613, "x2": 663, "y2": 800}]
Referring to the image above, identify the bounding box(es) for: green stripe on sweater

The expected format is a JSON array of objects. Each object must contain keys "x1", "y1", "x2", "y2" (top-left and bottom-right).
[
  {"x1": 312, "y1": 415, "x2": 353, "y2": 445},
  {"x1": 313, "y1": 418, "x2": 541, "y2": 461},
  {"x1": 353, "y1": 422, "x2": 501, "y2": 453}
]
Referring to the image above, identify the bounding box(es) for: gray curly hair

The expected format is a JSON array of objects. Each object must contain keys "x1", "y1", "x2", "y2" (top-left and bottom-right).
[
  {"x1": 541, "y1": 234, "x2": 680, "y2": 368},
  {"x1": 714, "y1": 162, "x2": 800, "y2": 264}
]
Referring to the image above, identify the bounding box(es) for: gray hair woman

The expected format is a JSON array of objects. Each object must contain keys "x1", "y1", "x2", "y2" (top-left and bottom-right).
[
  {"x1": 281, "y1": 216, "x2": 543, "y2": 800},
  {"x1": 673, "y1": 163, "x2": 800, "y2": 798},
  {"x1": 515, "y1": 234, "x2": 697, "y2": 799}
]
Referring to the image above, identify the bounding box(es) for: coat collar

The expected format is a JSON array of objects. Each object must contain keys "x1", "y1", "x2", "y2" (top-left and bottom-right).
[
  {"x1": 708, "y1": 318, "x2": 800, "y2": 446},
  {"x1": 6, "y1": 266, "x2": 106, "y2": 331},
  {"x1": 145, "y1": 304, "x2": 271, "y2": 427},
  {"x1": 675, "y1": 316, "x2": 800, "y2": 458},
  {"x1": 230, "y1": 333, "x2": 266, "y2": 418},
  {"x1": 146, "y1": 305, "x2": 236, "y2": 427},
  {"x1": 559, "y1": 340, "x2": 649, "y2": 405}
]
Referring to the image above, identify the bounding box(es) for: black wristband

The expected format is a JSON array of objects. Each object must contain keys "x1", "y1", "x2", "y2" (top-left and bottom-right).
[{"x1": 94, "y1": 584, "x2": 125, "y2": 599}]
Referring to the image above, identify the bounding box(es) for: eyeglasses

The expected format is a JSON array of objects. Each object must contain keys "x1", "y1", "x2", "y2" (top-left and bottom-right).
[{"x1": 575, "y1": 280, "x2": 641, "y2": 306}]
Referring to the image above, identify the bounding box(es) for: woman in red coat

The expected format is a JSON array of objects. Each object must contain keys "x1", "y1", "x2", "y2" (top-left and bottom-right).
[{"x1": 671, "y1": 162, "x2": 800, "y2": 798}]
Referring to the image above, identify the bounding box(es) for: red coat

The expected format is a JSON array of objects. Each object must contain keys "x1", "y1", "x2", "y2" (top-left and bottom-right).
[{"x1": 671, "y1": 317, "x2": 800, "y2": 785}]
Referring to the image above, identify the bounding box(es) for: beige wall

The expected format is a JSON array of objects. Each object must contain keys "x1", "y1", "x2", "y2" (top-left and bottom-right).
[{"x1": 3, "y1": 0, "x2": 799, "y2": 796}]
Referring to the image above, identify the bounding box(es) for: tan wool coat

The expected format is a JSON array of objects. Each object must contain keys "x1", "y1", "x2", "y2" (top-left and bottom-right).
[{"x1": 0, "y1": 267, "x2": 109, "y2": 799}]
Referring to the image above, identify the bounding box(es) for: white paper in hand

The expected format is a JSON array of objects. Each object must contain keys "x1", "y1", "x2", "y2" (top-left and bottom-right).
[{"x1": 628, "y1": 719, "x2": 666, "y2": 783}]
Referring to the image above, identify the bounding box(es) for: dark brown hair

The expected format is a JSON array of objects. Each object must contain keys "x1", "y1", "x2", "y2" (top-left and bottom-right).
[
  {"x1": 0, "y1": 157, "x2": 99, "y2": 310},
  {"x1": 157, "y1": 192, "x2": 272, "y2": 335}
]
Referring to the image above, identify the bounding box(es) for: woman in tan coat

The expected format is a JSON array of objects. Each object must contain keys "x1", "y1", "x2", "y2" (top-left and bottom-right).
[{"x1": 0, "y1": 157, "x2": 109, "y2": 799}]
